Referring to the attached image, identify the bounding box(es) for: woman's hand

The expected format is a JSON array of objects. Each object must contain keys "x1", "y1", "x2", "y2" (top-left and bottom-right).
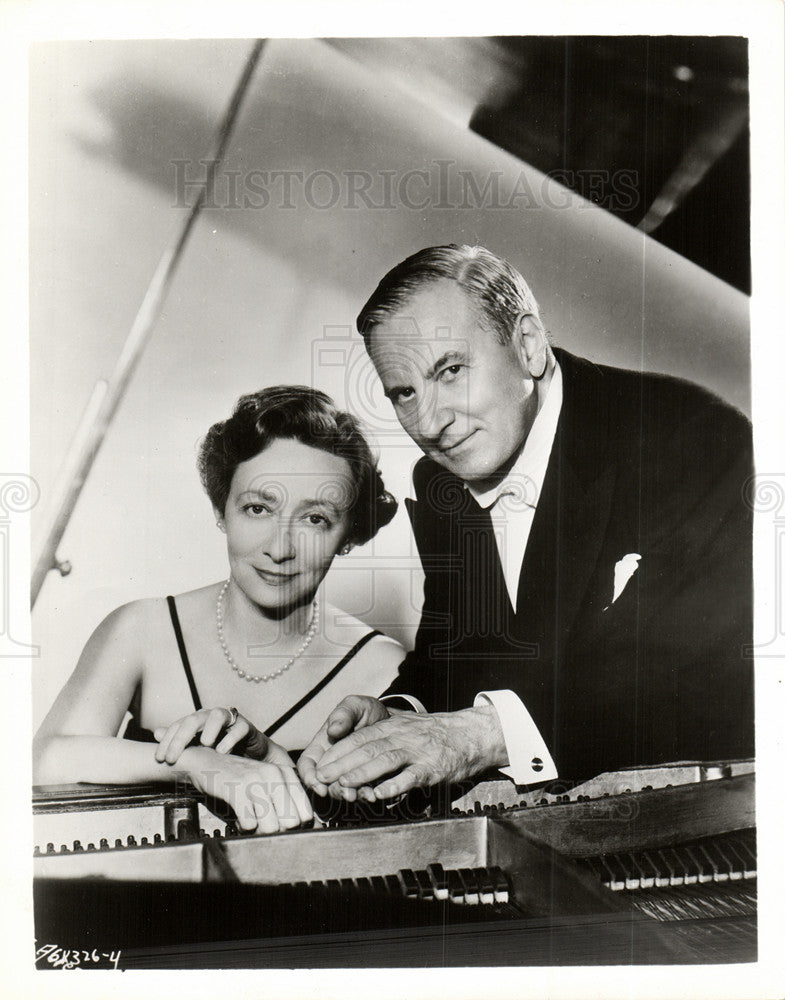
[
  {"x1": 180, "y1": 745, "x2": 313, "y2": 834},
  {"x1": 154, "y1": 707, "x2": 287, "y2": 765}
]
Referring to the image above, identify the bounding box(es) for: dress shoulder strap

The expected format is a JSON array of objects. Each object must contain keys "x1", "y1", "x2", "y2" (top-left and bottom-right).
[
  {"x1": 264, "y1": 630, "x2": 381, "y2": 739},
  {"x1": 166, "y1": 595, "x2": 202, "y2": 711}
]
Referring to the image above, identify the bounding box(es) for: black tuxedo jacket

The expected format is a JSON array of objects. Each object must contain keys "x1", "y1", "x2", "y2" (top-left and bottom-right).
[{"x1": 386, "y1": 349, "x2": 754, "y2": 780}]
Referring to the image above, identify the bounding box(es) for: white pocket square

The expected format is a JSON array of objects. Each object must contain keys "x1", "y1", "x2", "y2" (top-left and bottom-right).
[{"x1": 604, "y1": 553, "x2": 641, "y2": 610}]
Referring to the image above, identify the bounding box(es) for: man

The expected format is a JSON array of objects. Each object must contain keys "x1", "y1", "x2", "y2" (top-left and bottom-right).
[{"x1": 297, "y1": 245, "x2": 753, "y2": 802}]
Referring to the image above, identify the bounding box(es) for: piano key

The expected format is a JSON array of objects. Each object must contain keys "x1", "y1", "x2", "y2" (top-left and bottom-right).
[
  {"x1": 412, "y1": 869, "x2": 434, "y2": 900},
  {"x1": 635, "y1": 850, "x2": 659, "y2": 889},
  {"x1": 668, "y1": 845, "x2": 700, "y2": 884},
  {"x1": 458, "y1": 868, "x2": 480, "y2": 905},
  {"x1": 661, "y1": 847, "x2": 686, "y2": 886},
  {"x1": 488, "y1": 866, "x2": 511, "y2": 904},
  {"x1": 384, "y1": 874, "x2": 401, "y2": 896},
  {"x1": 340, "y1": 878, "x2": 356, "y2": 894},
  {"x1": 426, "y1": 863, "x2": 449, "y2": 901},
  {"x1": 684, "y1": 845, "x2": 712, "y2": 883},
  {"x1": 728, "y1": 837, "x2": 757, "y2": 878},
  {"x1": 617, "y1": 852, "x2": 640, "y2": 890},
  {"x1": 598, "y1": 853, "x2": 627, "y2": 891},
  {"x1": 652, "y1": 849, "x2": 677, "y2": 887},
  {"x1": 695, "y1": 843, "x2": 722, "y2": 882},
  {"x1": 370, "y1": 875, "x2": 389, "y2": 895},
  {"x1": 397, "y1": 868, "x2": 421, "y2": 898},
  {"x1": 446, "y1": 868, "x2": 465, "y2": 904},
  {"x1": 474, "y1": 867, "x2": 496, "y2": 904},
  {"x1": 714, "y1": 840, "x2": 743, "y2": 880},
  {"x1": 354, "y1": 877, "x2": 373, "y2": 893}
]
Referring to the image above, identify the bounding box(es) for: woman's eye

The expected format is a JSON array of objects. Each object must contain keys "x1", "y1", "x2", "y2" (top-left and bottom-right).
[
  {"x1": 243, "y1": 503, "x2": 270, "y2": 516},
  {"x1": 306, "y1": 513, "x2": 331, "y2": 527}
]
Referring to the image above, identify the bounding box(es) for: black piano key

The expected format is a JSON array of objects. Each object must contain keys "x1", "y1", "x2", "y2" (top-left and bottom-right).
[
  {"x1": 599, "y1": 853, "x2": 627, "y2": 891},
  {"x1": 397, "y1": 868, "x2": 420, "y2": 898},
  {"x1": 412, "y1": 869, "x2": 434, "y2": 900},
  {"x1": 635, "y1": 850, "x2": 658, "y2": 889},
  {"x1": 669, "y1": 845, "x2": 700, "y2": 884},
  {"x1": 488, "y1": 866, "x2": 511, "y2": 903},
  {"x1": 426, "y1": 863, "x2": 449, "y2": 901},
  {"x1": 385, "y1": 874, "x2": 401, "y2": 896},
  {"x1": 684, "y1": 845, "x2": 712, "y2": 883},
  {"x1": 458, "y1": 868, "x2": 480, "y2": 905},
  {"x1": 661, "y1": 847, "x2": 686, "y2": 886},
  {"x1": 650, "y1": 849, "x2": 674, "y2": 887},
  {"x1": 325, "y1": 878, "x2": 342, "y2": 894},
  {"x1": 354, "y1": 876, "x2": 372, "y2": 893},
  {"x1": 727, "y1": 836, "x2": 756, "y2": 878},
  {"x1": 713, "y1": 840, "x2": 742, "y2": 881},
  {"x1": 446, "y1": 868, "x2": 465, "y2": 904},
  {"x1": 474, "y1": 867, "x2": 495, "y2": 904},
  {"x1": 617, "y1": 852, "x2": 640, "y2": 890},
  {"x1": 370, "y1": 875, "x2": 388, "y2": 895},
  {"x1": 695, "y1": 843, "x2": 722, "y2": 882}
]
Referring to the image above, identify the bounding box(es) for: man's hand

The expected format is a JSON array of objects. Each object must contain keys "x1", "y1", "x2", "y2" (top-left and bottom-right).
[
  {"x1": 311, "y1": 704, "x2": 508, "y2": 800},
  {"x1": 297, "y1": 695, "x2": 391, "y2": 799}
]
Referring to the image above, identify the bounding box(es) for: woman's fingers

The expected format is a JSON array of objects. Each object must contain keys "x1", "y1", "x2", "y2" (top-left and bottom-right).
[
  {"x1": 155, "y1": 715, "x2": 203, "y2": 764},
  {"x1": 199, "y1": 708, "x2": 232, "y2": 748},
  {"x1": 282, "y1": 766, "x2": 314, "y2": 826},
  {"x1": 214, "y1": 716, "x2": 250, "y2": 754}
]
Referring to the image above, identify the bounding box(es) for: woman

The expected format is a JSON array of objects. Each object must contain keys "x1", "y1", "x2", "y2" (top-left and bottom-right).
[{"x1": 33, "y1": 386, "x2": 403, "y2": 834}]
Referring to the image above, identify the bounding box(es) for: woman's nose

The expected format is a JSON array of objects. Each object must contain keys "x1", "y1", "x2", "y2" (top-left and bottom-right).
[{"x1": 264, "y1": 521, "x2": 296, "y2": 562}]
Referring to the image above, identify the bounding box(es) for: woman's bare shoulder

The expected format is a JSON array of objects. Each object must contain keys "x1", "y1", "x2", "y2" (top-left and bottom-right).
[{"x1": 321, "y1": 603, "x2": 405, "y2": 656}]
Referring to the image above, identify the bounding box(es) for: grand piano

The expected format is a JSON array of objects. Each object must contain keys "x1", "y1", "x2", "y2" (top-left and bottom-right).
[{"x1": 33, "y1": 758, "x2": 756, "y2": 968}]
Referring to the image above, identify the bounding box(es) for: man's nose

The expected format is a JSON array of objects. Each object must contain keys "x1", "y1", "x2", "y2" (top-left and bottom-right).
[
  {"x1": 415, "y1": 386, "x2": 455, "y2": 444},
  {"x1": 264, "y1": 520, "x2": 296, "y2": 562}
]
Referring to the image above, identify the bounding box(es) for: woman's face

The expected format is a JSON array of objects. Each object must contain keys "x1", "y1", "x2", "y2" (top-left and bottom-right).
[{"x1": 221, "y1": 437, "x2": 355, "y2": 612}]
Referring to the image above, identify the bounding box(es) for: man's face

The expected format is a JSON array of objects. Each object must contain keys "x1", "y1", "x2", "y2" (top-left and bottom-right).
[{"x1": 367, "y1": 279, "x2": 538, "y2": 490}]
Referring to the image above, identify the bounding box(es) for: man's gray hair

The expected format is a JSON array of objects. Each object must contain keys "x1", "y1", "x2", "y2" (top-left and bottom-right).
[{"x1": 356, "y1": 244, "x2": 541, "y2": 345}]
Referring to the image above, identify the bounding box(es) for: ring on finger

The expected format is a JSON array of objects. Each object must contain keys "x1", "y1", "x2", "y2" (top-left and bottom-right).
[{"x1": 226, "y1": 706, "x2": 239, "y2": 728}]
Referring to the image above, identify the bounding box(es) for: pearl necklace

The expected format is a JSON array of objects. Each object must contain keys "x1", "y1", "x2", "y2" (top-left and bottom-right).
[{"x1": 216, "y1": 580, "x2": 319, "y2": 683}]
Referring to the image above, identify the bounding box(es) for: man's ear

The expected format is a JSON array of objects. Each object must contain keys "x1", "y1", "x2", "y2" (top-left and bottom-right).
[{"x1": 514, "y1": 312, "x2": 548, "y2": 379}]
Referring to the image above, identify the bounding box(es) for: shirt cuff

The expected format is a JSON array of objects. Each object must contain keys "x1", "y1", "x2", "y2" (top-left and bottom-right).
[
  {"x1": 474, "y1": 689, "x2": 558, "y2": 785},
  {"x1": 380, "y1": 693, "x2": 427, "y2": 714}
]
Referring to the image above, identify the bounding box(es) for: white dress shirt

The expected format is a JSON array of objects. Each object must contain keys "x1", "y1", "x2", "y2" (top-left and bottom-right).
[
  {"x1": 393, "y1": 365, "x2": 563, "y2": 786},
  {"x1": 465, "y1": 364, "x2": 563, "y2": 786}
]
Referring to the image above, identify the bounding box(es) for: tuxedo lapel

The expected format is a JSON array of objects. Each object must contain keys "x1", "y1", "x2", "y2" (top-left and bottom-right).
[{"x1": 515, "y1": 350, "x2": 618, "y2": 654}]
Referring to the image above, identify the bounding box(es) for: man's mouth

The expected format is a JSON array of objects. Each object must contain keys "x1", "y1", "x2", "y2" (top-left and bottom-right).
[{"x1": 438, "y1": 430, "x2": 476, "y2": 455}]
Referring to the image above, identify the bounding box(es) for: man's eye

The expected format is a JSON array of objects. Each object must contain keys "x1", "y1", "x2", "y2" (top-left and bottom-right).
[
  {"x1": 390, "y1": 387, "x2": 415, "y2": 406},
  {"x1": 440, "y1": 364, "x2": 464, "y2": 380}
]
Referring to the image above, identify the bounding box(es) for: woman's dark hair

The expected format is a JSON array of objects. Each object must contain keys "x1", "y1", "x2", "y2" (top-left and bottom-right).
[{"x1": 198, "y1": 385, "x2": 397, "y2": 546}]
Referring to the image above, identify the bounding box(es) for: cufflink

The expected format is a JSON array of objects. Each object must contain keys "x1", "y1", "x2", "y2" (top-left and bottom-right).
[{"x1": 531, "y1": 757, "x2": 544, "y2": 772}]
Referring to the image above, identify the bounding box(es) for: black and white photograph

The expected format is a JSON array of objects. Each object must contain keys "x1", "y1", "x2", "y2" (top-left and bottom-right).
[{"x1": 3, "y1": 1, "x2": 784, "y2": 995}]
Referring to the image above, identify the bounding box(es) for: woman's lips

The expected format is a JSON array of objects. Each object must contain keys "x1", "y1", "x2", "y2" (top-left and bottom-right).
[{"x1": 254, "y1": 567, "x2": 298, "y2": 586}]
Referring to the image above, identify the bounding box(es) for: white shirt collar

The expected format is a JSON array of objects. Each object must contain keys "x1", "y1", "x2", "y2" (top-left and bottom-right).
[{"x1": 467, "y1": 361, "x2": 563, "y2": 510}]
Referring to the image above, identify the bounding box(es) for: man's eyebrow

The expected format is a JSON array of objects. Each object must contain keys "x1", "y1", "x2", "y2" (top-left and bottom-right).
[
  {"x1": 383, "y1": 350, "x2": 469, "y2": 398},
  {"x1": 424, "y1": 349, "x2": 469, "y2": 381}
]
